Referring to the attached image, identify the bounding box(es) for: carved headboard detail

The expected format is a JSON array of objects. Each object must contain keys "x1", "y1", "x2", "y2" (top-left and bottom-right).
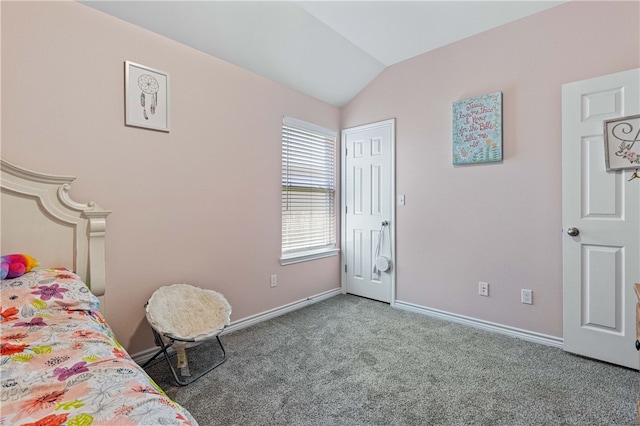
[{"x1": 1, "y1": 159, "x2": 111, "y2": 301}]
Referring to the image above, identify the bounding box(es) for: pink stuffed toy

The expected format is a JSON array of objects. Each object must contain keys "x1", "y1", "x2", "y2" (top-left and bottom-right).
[{"x1": 0, "y1": 254, "x2": 38, "y2": 279}]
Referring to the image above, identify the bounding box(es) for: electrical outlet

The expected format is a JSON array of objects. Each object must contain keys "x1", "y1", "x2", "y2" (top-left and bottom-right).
[
  {"x1": 479, "y1": 282, "x2": 489, "y2": 296},
  {"x1": 270, "y1": 274, "x2": 277, "y2": 288},
  {"x1": 521, "y1": 289, "x2": 532, "y2": 304}
]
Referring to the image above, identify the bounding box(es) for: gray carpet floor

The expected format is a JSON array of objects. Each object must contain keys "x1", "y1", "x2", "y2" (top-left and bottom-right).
[{"x1": 144, "y1": 294, "x2": 638, "y2": 425}]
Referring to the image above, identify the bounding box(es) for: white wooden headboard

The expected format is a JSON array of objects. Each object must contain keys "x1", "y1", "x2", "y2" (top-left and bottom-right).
[{"x1": 1, "y1": 159, "x2": 111, "y2": 300}]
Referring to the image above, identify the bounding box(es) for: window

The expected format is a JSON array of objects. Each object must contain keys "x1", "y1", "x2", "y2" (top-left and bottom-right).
[{"x1": 281, "y1": 117, "x2": 339, "y2": 264}]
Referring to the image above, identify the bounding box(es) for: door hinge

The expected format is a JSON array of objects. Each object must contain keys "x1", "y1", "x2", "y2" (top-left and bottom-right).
[
  {"x1": 345, "y1": 205, "x2": 348, "y2": 214},
  {"x1": 345, "y1": 147, "x2": 348, "y2": 156},
  {"x1": 345, "y1": 264, "x2": 347, "y2": 273}
]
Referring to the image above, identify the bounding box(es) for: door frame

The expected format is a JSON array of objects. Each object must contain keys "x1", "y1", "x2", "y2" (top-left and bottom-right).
[{"x1": 340, "y1": 118, "x2": 397, "y2": 306}]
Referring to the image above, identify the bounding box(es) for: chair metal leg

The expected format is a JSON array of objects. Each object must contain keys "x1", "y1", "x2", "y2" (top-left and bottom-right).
[
  {"x1": 172, "y1": 335, "x2": 227, "y2": 386},
  {"x1": 144, "y1": 330, "x2": 227, "y2": 386},
  {"x1": 141, "y1": 329, "x2": 174, "y2": 369}
]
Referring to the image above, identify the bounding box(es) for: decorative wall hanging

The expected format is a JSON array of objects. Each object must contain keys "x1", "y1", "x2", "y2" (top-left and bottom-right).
[
  {"x1": 603, "y1": 114, "x2": 639, "y2": 173},
  {"x1": 125, "y1": 61, "x2": 170, "y2": 132},
  {"x1": 452, "y1": 91, "x2": 502, "y2": 165}
]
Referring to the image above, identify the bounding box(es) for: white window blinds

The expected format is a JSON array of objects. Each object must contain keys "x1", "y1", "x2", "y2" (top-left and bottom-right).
[{"x1": 282, "y1": 117, "x2": 337, "y2": 262}]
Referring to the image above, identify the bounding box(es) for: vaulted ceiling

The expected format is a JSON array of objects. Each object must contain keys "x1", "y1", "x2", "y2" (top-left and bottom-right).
[{"x1": 82, "y1": 1, "x2": 564, "y2": 106}]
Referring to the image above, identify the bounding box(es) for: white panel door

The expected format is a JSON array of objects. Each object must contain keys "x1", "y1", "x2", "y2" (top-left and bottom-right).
[
  {"x1": 342, "y1": 119, "x2": 395, "y2": 303},
  {"x1": 562, "y1": 68, "x2": 640, "y2": 369}
]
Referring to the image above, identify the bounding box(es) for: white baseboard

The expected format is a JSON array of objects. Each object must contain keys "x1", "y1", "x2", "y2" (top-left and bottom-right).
[
  {"x1": 132, "y1": 288, "x2": 342, "y2": 365},
  {"x1": 394, "y1": 300, "x2": 564, "y2": 349},
  {"x1": 222, "y1": 288, "x2": 342, "y2": 335}
]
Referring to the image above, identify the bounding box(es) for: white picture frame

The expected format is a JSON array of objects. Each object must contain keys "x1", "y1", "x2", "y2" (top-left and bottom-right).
[
  {"x1": 604, "y1": 114, "x2": 640, "y2": 171},
  {"x1": 125, "y1": 61, "x2": 170, "y2": 132}
]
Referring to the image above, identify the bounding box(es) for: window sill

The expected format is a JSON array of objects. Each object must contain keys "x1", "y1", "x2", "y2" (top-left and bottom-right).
[{"x1": 280, "y1": 248, "x2": 340, "y2": 266}]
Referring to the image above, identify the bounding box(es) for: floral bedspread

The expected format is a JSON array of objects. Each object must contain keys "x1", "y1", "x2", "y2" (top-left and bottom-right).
[{"x1": 1, "y1": 269, "x2": 198, "y2": 426}]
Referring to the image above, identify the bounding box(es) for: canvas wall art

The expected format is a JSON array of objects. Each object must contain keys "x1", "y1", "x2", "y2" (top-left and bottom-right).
[{"x1": 452, "y1": 92, "x2": 502, "y2": 165}]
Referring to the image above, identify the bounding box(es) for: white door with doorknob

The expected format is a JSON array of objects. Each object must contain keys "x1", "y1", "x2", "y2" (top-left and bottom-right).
[
  {"x1": 562, "y1": 68, "x2": 640, "y2": 369},
  {"x1": 342, "y1": 119, "x2": 395, "y2": 303}
]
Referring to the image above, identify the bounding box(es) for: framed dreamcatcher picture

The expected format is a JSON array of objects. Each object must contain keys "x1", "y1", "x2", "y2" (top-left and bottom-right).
[{"x1": 125, "y1": 61, "x2": 170, "y2": 132}]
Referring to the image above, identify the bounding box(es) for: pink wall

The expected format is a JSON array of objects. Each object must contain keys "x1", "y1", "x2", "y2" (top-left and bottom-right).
[
  {"x1": 1, "y1": 2, "x2": 341, "y2": 354},
  {"x1": 342, "y1": 1, "x2": 640, "y2": 337},
  {"x1": 3, "y1": 1, "x2": 639, "y2": 353}
]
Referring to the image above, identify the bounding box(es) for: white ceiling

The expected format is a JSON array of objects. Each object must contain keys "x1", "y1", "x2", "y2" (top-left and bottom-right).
[{"x1": 82, "y1": 1, "x2": 564, "y2": 106}]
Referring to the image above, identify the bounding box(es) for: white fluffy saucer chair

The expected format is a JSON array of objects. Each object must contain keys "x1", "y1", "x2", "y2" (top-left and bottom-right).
[{"x1": 142, "y1": 283, "x2": 232, "y2": 386}]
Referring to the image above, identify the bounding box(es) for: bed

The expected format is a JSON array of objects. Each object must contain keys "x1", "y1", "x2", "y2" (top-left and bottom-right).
[{"x1": 1, "y1": 159, "x2": 198, "y2": 425}]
